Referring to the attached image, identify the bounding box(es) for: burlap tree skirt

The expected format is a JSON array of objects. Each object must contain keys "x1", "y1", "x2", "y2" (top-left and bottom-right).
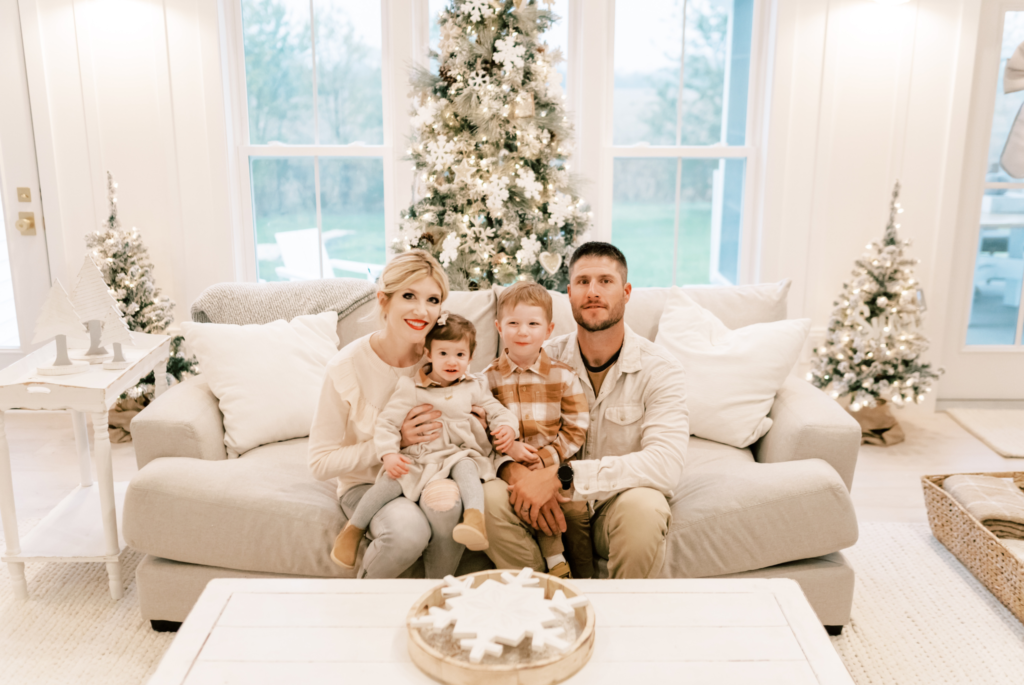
[
  {"x1": 848, "y1": 400, "x2": 905, "y2": 446},
  {"x1": 108, "y1": 397, "x2": 147, "y2": 443}
]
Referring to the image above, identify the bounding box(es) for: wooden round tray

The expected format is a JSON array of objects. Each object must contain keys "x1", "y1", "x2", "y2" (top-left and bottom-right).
[{"x1": 406, "y1": 569, "x2": 596, "y2": 685}]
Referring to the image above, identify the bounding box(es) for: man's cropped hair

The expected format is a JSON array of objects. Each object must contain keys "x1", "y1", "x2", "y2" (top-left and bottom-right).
[{"x1": 568, "y1": 241, "x2": 628, "y2": 281}]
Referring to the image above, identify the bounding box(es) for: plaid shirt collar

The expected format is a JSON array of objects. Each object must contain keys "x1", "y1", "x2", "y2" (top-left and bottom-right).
[
  {"x1": 496, "y1": 347, "x2": 552, "y2": 378},
  {"x1": 416, "y1": 365, "x2": 472, "y2": 389}
]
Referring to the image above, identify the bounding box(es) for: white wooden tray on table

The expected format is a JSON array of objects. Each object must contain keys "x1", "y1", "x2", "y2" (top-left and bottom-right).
[
  {"x1": 0, "y1": 333, "x2": 171, "y2": 600},
  {"x1": 148, "y1": 576, "x2": 854, "y2": 685}
]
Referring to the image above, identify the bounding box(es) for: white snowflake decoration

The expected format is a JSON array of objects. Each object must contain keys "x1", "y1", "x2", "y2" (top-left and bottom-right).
[
  {"x1": 440, "y1": 232, "x2": 461, "y2": 266},
  {"x1": 426, "y1": 135, "x2": 458, "y2": 171},
  {"x1": 409, "y1": 568, "x2": 589, "y2": 664},
  {"x1": 461, "y1": 0, "x2": 494, "y2": 23},
  {"x1": 516, "y1": 167, "x2": 543, "y2": 201},
  {"x1": 516, "y1": 234, "x2": 542, "y2": 267},
  {"x1": 494, "y1": 35, "x2": 526, "y2": 70},
  {"x1": 547, "y1": 192, "x2": 574, "y2": 227},
  {"x1": 467, "y1": 69, "x2": 491, "y2": 90},
  {"x1": 484, "y1": 175, "x2": 511, "y2": 217},
  {"x1": 411, "y1": 98, "x2": 445, "y2": 129}
]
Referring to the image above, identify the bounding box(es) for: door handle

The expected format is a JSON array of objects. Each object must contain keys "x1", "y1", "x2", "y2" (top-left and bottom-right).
[{"x1": 15, "y1": 212, "x2": 35, "y2": 235}]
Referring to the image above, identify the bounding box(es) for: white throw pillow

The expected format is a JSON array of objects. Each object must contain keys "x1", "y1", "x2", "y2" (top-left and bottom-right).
[
  {"x1": 655, "y1": 290, "x2": 809, "y2": 448},
  {"x1": 181, "y1": 311, "x2": 340, "y2": 457}
]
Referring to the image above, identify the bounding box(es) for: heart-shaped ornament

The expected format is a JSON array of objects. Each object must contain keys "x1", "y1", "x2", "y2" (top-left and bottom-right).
[{"x1": 538, "y1": 251, "x2": 562, "y2": 274}]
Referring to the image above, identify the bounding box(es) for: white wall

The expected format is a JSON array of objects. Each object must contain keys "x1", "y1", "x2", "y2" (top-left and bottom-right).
[
  {"x1": 19, "y1": 0, "x2": 238, "y2": 327},
  {"x1": 19, "y1": 0, "x2": 987, "y2": 404}
]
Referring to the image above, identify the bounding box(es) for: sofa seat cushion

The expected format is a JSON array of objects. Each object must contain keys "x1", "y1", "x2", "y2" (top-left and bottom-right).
[
  {"x1": 662, "y1": 438, "x2": 858, "y2": 578},
  {"x1": 124, "y1": 438, "x2": 349, "y2": 578}
]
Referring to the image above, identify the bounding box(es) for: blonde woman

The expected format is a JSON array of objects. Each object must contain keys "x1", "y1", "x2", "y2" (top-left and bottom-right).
[{"x1": 308, "y1": 251, "x2": 475, "y2": 578}]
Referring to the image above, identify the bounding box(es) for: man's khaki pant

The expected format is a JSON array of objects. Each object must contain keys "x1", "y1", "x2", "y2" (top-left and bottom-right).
[{"x1": 482, "y1": 479, "x2": 671, "y2": 578}]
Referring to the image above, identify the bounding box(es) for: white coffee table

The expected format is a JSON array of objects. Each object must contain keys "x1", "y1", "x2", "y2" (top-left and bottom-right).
[
  {"x1": 0, "y1": 333, "x2": 171, "y2": 600},
  {"x1": 149, "y1": 577, "x2": 853, "y2": 685}
]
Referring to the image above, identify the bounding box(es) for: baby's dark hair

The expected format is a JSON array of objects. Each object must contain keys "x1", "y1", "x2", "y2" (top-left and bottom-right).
[{"x1": 425, "y1": 313, "x2": 477, "y2": 356}]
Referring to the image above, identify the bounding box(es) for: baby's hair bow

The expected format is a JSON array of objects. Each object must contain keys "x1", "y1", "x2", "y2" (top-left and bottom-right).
[{"x1": 436, "y1": 310, "x2": 449, "y2": 326}]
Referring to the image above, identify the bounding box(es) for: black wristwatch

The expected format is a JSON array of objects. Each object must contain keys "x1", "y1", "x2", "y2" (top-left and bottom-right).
[{"x1": 557, "y1": 462, "x2": 574, "y2": 490}]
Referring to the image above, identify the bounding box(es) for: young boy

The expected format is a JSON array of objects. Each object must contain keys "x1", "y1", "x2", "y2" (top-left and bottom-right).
[{"x1": 483, "y1": 281, "x2": 592, "y2": 579}]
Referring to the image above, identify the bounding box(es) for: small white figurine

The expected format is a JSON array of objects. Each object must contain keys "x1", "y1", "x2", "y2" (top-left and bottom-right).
[
  {"x1": 100, "y1": 306, "x2": 135, "y2": 370},
  {"x1": 33, "y1": 281, "x2": 89, "y2": 376},
  {"x1": 71, "y1": 255, "x2": 120, "y2": 359}
]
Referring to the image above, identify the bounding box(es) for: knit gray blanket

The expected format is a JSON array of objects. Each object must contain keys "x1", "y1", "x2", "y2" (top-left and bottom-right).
[{"x1": 191, "y1": 278, "x2": 376, "y2": 326}]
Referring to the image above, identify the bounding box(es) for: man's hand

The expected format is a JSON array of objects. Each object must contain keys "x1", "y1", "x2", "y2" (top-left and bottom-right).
[
  {"x1": 507, "y1": 465, "x2": 570, "y2": 532},
  {"x1": 400, "y1": 404, "x2": 441, "y2": 449},
  {"x1": 507, "y1": 441, "x2": 541, "y2": 467},
  {"x1": 491, "y1": 425, "x2": 516, "y2": 453},
  {"x1": 382, "y1": 453, "x2": 410, "y2": 479}
]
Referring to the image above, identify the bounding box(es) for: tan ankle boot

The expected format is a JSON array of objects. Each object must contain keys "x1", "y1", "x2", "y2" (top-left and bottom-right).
[
  {"x1": 330, "y1": 523, "x2": 365, "y2": 569},
  {"x1": 547, "y1": 561, "x2": 572, "y2": 579},
  {"x1": 453, "y1": 508, "x2": 489, "y2": 551}
]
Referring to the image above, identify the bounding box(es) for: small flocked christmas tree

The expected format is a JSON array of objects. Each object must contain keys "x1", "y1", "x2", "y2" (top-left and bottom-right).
[
  {"x1": 810, "y1": 182, "x2": 943, "y2": 414},
  {"x1": 86, "y1": 172, "x2": 196, "y2": 400},
  {"x1": 393, "y1": 0, "x2": 591, "y2": 291}
]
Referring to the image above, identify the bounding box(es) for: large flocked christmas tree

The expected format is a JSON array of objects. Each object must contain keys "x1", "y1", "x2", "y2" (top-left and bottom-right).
[
  {"x1": 809, "y1": 182, "x2": 942, "y2": 412},
  {"x1": 393, "y1": 0, "x2": 591, "y2": 291},
  {"x1": 86, "y1": 172, "x2": 196, "y2": 401}
]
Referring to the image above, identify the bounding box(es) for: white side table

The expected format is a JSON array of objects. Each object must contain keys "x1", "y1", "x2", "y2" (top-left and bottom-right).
[{"x1": 0, "y1": 333, "x2": 171, "y2": 600}]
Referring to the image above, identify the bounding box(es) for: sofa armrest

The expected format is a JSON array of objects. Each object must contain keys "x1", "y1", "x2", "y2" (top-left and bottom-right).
[
  {"x1": 131, "y1": 375, "x2": 227, "y2": 469},
  {"x1": 750, "y1": 375, "x2": 861, "y2": 490}
]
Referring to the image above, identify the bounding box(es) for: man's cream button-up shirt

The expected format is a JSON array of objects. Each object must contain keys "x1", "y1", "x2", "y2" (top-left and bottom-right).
[{"x1": 544, "y1": 325, "x2": 689, "y2": 503}]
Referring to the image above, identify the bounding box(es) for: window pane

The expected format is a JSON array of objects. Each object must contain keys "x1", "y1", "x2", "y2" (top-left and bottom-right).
[
  {"x1": 314, "y1": 0, "x2": 383, "y2": 145},
  {"x1": 0, "y1": 206, "x2": 19, "y2": 346},
  {"x1": 241, "y1": 0, "x2": 314, "y2": 145},
  {"x1": 966, "y1": 189, "x2": 1024, "y2": 345},
  {"x1": 988, "y1": 12, "x2": 1024, "y2": 182},
  {"x1": 612, "y1": 157, "x2": 742, "y2": 286},
  {"x1": 613, "y1": 0, "x2": 753, "y2": 146},
  {"x1": 251, "y1": 157, "x2": 317, "y2": 282},
  {"x1": 320, "y1": 157, "x2": 386, "y2": 280}
]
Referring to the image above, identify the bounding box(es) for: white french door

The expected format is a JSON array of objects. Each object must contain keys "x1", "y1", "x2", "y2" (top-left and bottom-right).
[
  {"x1": 942, "y1": 1, "x2": 1024, "y2": 400},
  {"x1": 0, "y1": 1, "x2": 52, "y2": 367}
]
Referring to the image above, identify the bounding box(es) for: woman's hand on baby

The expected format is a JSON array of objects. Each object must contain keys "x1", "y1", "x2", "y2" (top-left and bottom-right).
[
  {"x1": 400, "y1": 404, "x2": 442, "y2": 449},
  {"x1": 491, "y1": 425, "x2": 516, "y2": 453},
  {"x1": 507, "y1": 441, "x2": 540, "y2": 466},
  {"x1": 382, "y1": 453, "x2": 410, "y2": 479}
]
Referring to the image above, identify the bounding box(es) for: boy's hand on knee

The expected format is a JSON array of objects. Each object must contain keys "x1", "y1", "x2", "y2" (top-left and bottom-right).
[
  {"x1": 491, "y1": 425, "x2": 516, "y2": 453},
  {"x1": 382, "y1": 453, "x2": 410, "y2": 479}
]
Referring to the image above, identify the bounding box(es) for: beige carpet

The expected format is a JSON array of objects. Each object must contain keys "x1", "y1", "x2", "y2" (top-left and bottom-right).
[
  {"x1": 0, "y1": 520, "x2": 173, "y2": 684},
  {"x1": 3, "y1": 522, "x2": 1024, "y2": 684},
  {"x1": 946, "y1": 409, "x2": 1024, "y2": 458}
]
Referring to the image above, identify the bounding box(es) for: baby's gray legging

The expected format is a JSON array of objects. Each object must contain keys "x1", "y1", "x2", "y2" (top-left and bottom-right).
[{"x1": 338, "y1": 460, "x2": 484, "y2": 579}]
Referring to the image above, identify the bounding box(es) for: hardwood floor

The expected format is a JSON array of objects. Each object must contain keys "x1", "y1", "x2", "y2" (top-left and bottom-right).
[{"x1": 1, "y1": 407, "x2": 1019, "y2": 524}]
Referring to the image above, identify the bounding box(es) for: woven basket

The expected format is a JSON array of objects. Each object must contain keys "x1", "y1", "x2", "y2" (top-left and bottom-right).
[{"x1": 922, "y1": 472, "x2": 1024, "y2": 623}]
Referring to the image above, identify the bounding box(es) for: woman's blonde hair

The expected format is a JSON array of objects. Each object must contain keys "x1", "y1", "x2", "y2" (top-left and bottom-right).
[{"x1": 375, "y1": 250, "x2": 450, "y2": 319}]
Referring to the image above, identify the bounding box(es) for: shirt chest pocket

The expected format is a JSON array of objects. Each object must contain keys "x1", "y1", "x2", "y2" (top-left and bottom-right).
[{"x1": 603, "y1": 404, "x2": 643, "y2": 455}]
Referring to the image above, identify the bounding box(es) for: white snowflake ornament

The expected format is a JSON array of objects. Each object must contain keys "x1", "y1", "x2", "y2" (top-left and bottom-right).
[
  {"x1": 494, "y1": 35, "x2": 526, "y2": 70},
  {"x1": 461, "y1": 0, "x2": 494, "y2": 23},
  {"x1": 409, "y1": 569, "x2": 590, "y2": 664}
]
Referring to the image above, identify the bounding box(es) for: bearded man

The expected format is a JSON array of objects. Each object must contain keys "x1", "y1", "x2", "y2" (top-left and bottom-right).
[{"x1": 483, "y1": 242, "x2": 689, "y2": 578}]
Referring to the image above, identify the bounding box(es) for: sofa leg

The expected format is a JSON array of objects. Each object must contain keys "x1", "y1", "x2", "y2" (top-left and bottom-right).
[
  {"x1": 825, "y1": 625, "x2": 843, "y2": 636},
  {"x1": 151, "y1": 620, "x2": 182, "y2": 633}
]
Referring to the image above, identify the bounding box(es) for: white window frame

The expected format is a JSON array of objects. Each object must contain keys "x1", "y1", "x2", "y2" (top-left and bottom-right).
[
  {"x1": 225, "y1": 0, "x2": 768, "y2": 286},
  {"x1": 576, "y1": 0, "x2": 769, "y2": 286}
]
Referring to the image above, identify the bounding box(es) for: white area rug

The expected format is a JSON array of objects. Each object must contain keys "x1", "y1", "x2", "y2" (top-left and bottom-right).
[
  {"x1": 0, "y1": 520, "x2": 173, "y2": 684},
  {"x1": 946, "y1": 409, "x2": 1024, "y2": 458},
  {"x1": 2, "y1": 521, "x2": 1024, "y2": 684},
  {"x1": 833, "y1": 522, "x2": 1024, "y2": 684}
]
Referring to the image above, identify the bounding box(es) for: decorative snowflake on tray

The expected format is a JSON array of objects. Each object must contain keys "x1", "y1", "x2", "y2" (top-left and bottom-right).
[{"x1": 409, "y1": 568, "x2": 590, "y2": 663}]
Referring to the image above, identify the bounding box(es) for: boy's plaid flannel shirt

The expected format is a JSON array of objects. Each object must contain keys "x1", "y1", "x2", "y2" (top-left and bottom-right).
[{"x1": 483, "y1": 348, "x2": 589, "y2": 470}]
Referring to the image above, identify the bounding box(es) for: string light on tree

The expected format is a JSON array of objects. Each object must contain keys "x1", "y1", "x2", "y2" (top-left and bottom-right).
[
  {"x1": 809, "y1": 181, "x2": 943, "y2": 413},
  {"x1": 394, "y1": 0, "x2": 591, "y2": 291}
]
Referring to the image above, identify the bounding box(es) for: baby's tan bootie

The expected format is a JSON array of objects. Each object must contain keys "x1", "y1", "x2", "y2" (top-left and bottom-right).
[
  {"x1": 330, "y1": 523, "x2": 365, "y2": 569},
  {"x1": 453, "y1": 508, "x2": 489, "y2": 551}
]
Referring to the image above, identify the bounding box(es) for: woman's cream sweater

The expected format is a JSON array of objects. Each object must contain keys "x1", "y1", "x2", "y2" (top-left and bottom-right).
[{"x1": 307, "y1": 334, "x2": 422, "y2": 498}]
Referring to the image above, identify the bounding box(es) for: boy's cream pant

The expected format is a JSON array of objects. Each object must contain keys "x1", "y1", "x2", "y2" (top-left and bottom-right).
[{"x1": 482, "y1": 479, "x2": 671, "y2": 578}]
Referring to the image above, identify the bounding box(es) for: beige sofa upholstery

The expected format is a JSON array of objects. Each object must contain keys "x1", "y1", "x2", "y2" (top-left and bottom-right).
[{"x1": 124, "y1": 281, "x2": 861, "y2": 628}]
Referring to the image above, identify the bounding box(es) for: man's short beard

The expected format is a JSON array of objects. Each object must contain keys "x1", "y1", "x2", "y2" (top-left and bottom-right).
[{"x1": 574, "y1": 304, "x2": 625, "y2": 332}]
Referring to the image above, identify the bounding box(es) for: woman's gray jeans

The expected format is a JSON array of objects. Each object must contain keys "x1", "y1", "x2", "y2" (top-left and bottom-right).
[{"x1": 340, "y1": 482, "x2": 465, "y2": 578}]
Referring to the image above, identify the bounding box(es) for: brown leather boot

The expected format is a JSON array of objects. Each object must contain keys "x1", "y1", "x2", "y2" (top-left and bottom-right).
[
  {"x1": 453, "y1": 508, "x2": 489, "y2": 551},
  {"x1": 330, "y1": 523, "x2": 365, "y2": 569},
  {"x1": 547, "y1": 561, "x2": 572, "y2": 579}
]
